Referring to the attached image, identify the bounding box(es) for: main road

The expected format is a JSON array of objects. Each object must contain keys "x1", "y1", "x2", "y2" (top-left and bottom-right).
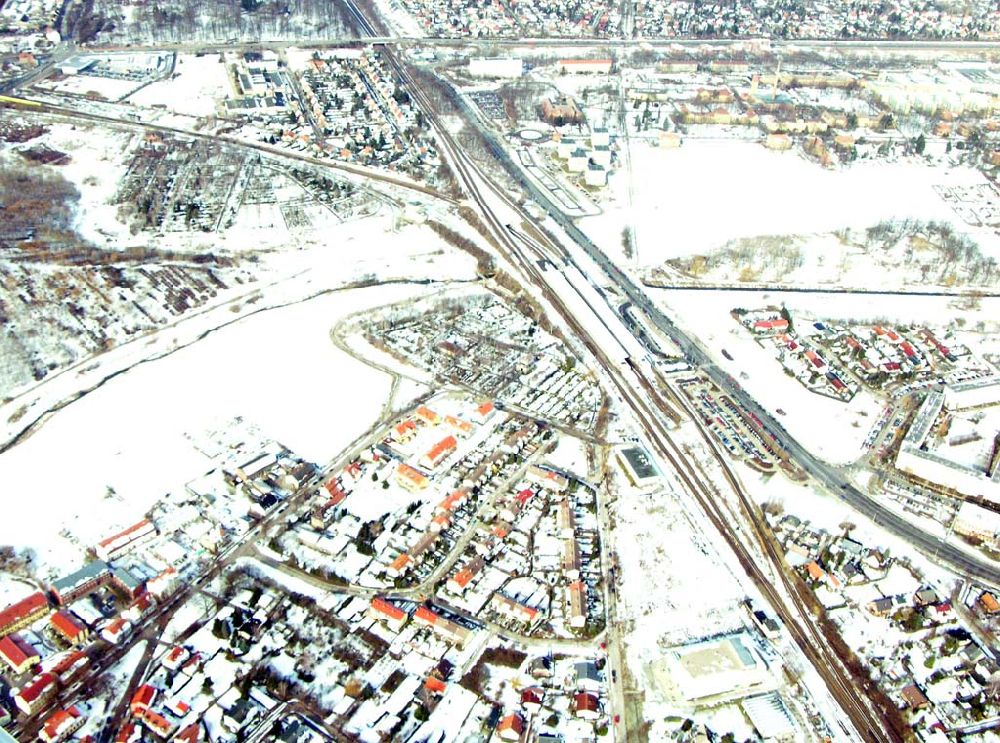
[
  {"x1": 423, "y1": 72, "x2": 1000, "y2": 588},
  {"x1": 373, "y1": 35, "x2": 897, "y2": 737}
]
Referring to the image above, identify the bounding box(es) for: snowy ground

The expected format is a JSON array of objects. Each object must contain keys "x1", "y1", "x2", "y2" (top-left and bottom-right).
[
  {"x1": 0, "y1": 281, "x2": 455, "y2": 575},
  {"x1": 127, "y1": 53, "x2": 234, "y2": 118},
  {"x1": 24, "y1": 121, "x2": 140, "y2": 246},
  {"x1": 582, "y1": 139, "x2": 999, "y2": 269},
  {"x1": 653, "y1": 289, "x2": 1000, "y2": 464},
  {"x1": 35, "y1": 73, "x2": 144, "y2": 101}
]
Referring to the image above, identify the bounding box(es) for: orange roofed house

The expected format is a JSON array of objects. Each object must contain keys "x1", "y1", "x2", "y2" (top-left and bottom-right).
[
  {"x1": 14, "y1": 671, "x2": 58, "y2": 715},
  {"x1": 473, "y1": 400, "x2": 496, "y2": 424},
  {"x1": 497, "y1": 713, "x2": 525, "y2": 741},
  {"x1": 413, "y1": 606, "x2": 471, "y2": 647},
  {"x1": 95, "y1": 519, "x2": 156, "y2": 562},
  {"x1": 420, "y1": 435, "x2": 457, "y2": 470},
  {"x1": 368, "y1": 597, "x2": 408, "y2": 632},
  {"x1": 444, "y1": 415, "x2": 474, "y2": 438},
  {"x1": 395, "y1": 464, "x2": 429, "y2": 492},
  {"x1": 50, "y1": 611, "x2": 90, "y2": 646},
  {"x1": 980, "y1": 592, "x2": 1000, "y2": 614},
  {"x1": 39, "y1": 705, "x2": 85, "y2": 743},
  {"x1": 391, "y1": 418, "x2": 418, "y2": 443},
  {"x1": 415, "y1": 405, "x2": 441, "y2": 426}
]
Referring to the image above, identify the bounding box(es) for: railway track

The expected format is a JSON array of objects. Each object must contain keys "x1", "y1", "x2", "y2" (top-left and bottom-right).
[
  {"x1": 0, "y1": 95, "x2": 456, "y2": 206},
  {"x1": 384, "y1": 43, "x2": 895, "y2": 740}
]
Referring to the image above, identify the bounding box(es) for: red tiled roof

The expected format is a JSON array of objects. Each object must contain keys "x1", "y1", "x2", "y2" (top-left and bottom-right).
[
  {"x1": 424, "y1": 435, "x2": 457, "y2": 463},
  {"x1": 50, "y1": 650, "x2": 87, "y2": 675},
  {"x1": 414, "y1": 606, "x2": 439, "y2": 625},
  {"x1": 497, "y1": 713, "x2": 524, "y2": 736},
  {"x1": 175, "y1": 723, "x2": 202, "y2": 742},
  {"x1": 50, "y1": 611, "x2": 86, "y2": 641},
  {"x1": 424, "y1": 675, "x2": 447, "y2": 694},
  {"x1": 371, "y1": 598, "x2": 406, "y2": 622},
  {"x1": 18, "y1": 671, "x2": 57, "y2": 703},
  {"x1": 97, "y1": 519, "x2": 154, "y2": 551},
  {"x1": 129, "y1": 684, "x2": 157, "y2": 714},
  {"x1": 114, "y1": 722, "x2": 137, "y2": 743},
  {"x1": 0, "y1": 592, "x2": 49, "y2": 632},
  {"x1": 0, "y1": 633, "x2": 37, "y2": 669},
  {"x1": 41, "y1": 706, "x2": 81, "y2": 739},
  {"x1": 574, "y1": 691, "x2": 600, "y2": 712}
]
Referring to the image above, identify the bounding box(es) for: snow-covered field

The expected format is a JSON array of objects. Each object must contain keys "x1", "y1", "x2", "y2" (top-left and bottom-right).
[
  {"x1": 32, "y1": 122, "x2": 139, "y2": 245},
  {"x1": 35, "y1": 74, "x2": 143, "y2": 101},
  {"x1": 0, "y1": 282, "x2": 445, "y2": 574},
  {"x1": 653, "y1": 289, "x2": 1000, "y2": 464},
  {"x1": 127, "y1": 54, "x2": 233, "y2": 118},
  {"x1": 583, "y1": 140, "x2": 999, "y2": 268}
]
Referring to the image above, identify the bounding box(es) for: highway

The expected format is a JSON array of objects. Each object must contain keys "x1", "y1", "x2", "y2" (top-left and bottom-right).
[
  {"x1": 35, "y1": 36, "x2": 1000, "y2": 54},
  {"x1": 7, "y1": 20, "x2": 999, "y2": 739},
  {"x1": 428, "y1": 71, "x2": 1000, "y2": 588},
  {"x1": 371, "y1": 36, "x2": 897, "y2": 737}
]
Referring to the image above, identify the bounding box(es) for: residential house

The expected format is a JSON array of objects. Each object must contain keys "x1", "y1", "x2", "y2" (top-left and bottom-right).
[
  {"x1": 95, "y1": 519, "x2": 156, "y2": 562},
  {"x1": 50, "y1": 611, "x2": 90, "y2": 646},
  {"x1": 14, "y1": 672, "x2": 59, "y2": 715},
  {"x1": 39, "y1": 706, "x2": 85, "y2": 743},
  {"x1": 567, "y1": 582, "x2": 588, "y2": 629},
  {"x1": 574, "y1": 692, "x2": 601, "y2": 720},
  {"x1": 0, "y1": 633, "x2": 40, "y2": 675},
  {"x1": 0, "y1": 592, "x2": 51, "y2": 638},
  {"x1": 575, "y1": 661, "x2": 601, "y2": 692},
  {"x1": 368, "y1": 598, "x2": 408, "y2": 633},
  {"x1": 497, "y1": 712, "x2": 525, "y2": 741}
]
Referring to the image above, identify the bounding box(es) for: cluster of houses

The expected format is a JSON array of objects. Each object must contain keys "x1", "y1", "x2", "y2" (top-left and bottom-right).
[
  {"x1": 392, "y1": 0, "x2": 619, "y2": 38},
  {"x1": 737, "y1": 308, "x2": 858, "y2": 401},
  {"x1": 631, "y1": 0, "x2": 999, "y2": 40},
  {"x1": 372, "y1": 292, "x2": 605, "y2": 433},
  {"x1": 367, "y1": 588, "x2": 616, "y2": 741},
  {"x1": 291, "y1": 391, "x2": 605, "y2": 638},
  {"x1": 217, "y1": 48, "x2": 436, "y2": 178},
  {"x1": 811, "y1": 322, "x2": 973, "y2": 394},
  {"x1": 0, "y1": 517, "x2": 184, "y2": 727},
  {"x1": 771, "y1": 512, "x2": 1000, "y2": 740},
  {"x1": 0, "y1": 432, "x2": 320, "y2": 739},
  {"x1": 297, "y1": 50, "x2": 433, "y2": 172}
]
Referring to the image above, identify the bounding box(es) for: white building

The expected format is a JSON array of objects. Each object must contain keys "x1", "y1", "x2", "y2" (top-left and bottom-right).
[
  {"x1": 567, "y1": 148, "x2": 588, "y2": 173},
  {"x1": 584, "y1": 163, "x2": 608, "y2": 187},
  {"x1": 589, "y1": 127, "x2": 610, "y2": 147},
  {"x1": 944, "y1": 376, "x2": 1000, "y2": 410},
  {"x1": 896, "y1": 391, "x2": 1000, "y2": 500}
]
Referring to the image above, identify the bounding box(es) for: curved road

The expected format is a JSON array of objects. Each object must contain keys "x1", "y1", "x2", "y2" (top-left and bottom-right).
[{"x1": 437, "y1": 81, "x2": 1000, "y2": 587}]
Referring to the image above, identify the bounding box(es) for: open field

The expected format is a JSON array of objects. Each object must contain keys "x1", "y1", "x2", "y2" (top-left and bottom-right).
[{"x1": 583, "y1": 140, "x2": 999, "y2": 277}]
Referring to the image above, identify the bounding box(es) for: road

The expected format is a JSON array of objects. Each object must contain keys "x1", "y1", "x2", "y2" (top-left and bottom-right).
[
  {"x1": 426, "y1": 66, "x2": 1000, "y2": 588},
  {"x1": 6, "y1": 21, "x2": 999, "y2": 740},
  {"x1": 642, "y1": 281, "x2": 1000, "y2": 298},
  {"x1": 377, "y1": 42, "x2": 892, "y2": 738},
  {"x1": 34, "y1": 37, "x2": 1000, "y2": 54},
  {"x1": 11, "y1": 409, "x2": 403, "y2": 741}
]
